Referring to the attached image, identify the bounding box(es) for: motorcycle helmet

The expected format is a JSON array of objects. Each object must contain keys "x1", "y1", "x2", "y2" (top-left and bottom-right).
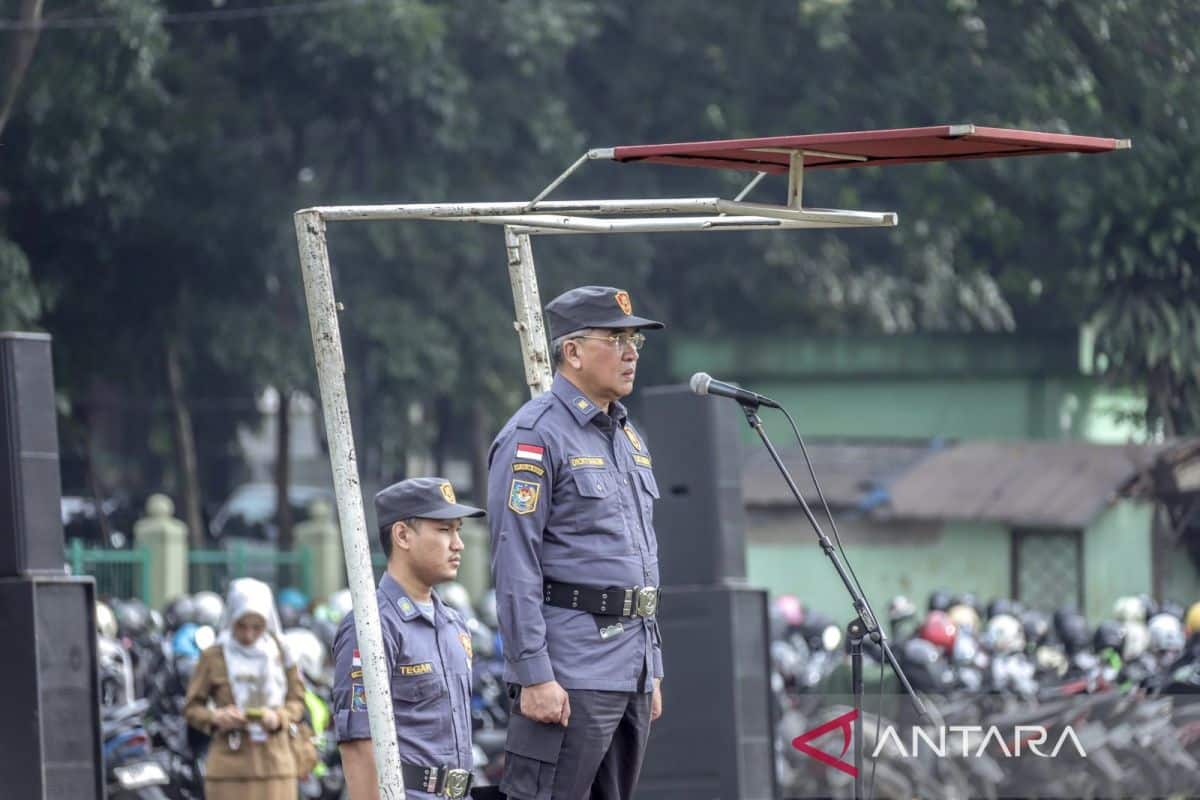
[
  {"x1": 1112, "y1": 595, "x2": 1147, "y2": 624},
  {"x1": 1093, "y1": 620, "x2": 1124, "y2": 654},
  {"x1": 164, "y1": 595, "x2": 197, "y2": 632},
  {"x1": 192, "y1": 590, "x2": 225, "y2": 628},
  {"x1": 1053, "y1": 609, "x2": 1090, "y2": 655},
  {"x1": 928, "y1": 590, "x2": 952, "y2": 612},
  {"x1": 277, "y1": 586, "x2": 309, "y2": 612},
  {"x1": 900, "y1": 637, "x2": 955, "y2": 693},
  {"x1": 112, "y1": 598, "x2": 150, "y2": 638},
  {"x1": 1120, "y1": 622, "x2": 1150, "y2": 660},
  {"x1": 986, "y1": 614, "x2": 1025, "y2": 655},
  {"x1": 328, "y1": 589, "x2": 354, "y2": 622},
  {"x1": 172, "y1": 622, "x2": 202, "y2": 659},
  {"x1": 1137, "y1": 593, "x2": 1160, "y2": 619},
  {"x1": 947, "y1": 604, "x2": 981, "y2": 636},
  {"x1": 888, "y1": 595, "x2": 916, "y2": 623},
  {"x1": 1035, "y1": 644, "x2": 1069, "y2": 676},
  {"x1": 1020, "y1": 610, "x2": 1050, "y2": 648},
  {"x1": 918, "y1": 611, "x2": 958, "y2": 654},
  {"x1": 772, "y1": 594, "x2": 806, "y2": 628},
  {"x1": 95, "y1": 602, "x2": 118, "y2": 639},
  {"x1": 284, "y1": 628, "x2": 328, "y2": 685},
  {"x1": 951, "y1": 592, "x2": 980, "y2": 615},
  {"x1": 1185, "y1": 602, "x2": 1200, "y2": 637},
  {"x1": 986, "y1": 597, "x2": 1017, "y2": 620},
  {"x1": 1148, "y1": 613, "x2": 1185, "y2": 655}
]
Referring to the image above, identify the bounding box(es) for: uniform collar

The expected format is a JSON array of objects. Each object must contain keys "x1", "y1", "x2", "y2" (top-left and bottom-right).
[
  {"x1": 379, "y1": 572, "x2": 438, "y2": 623},
  {"x1": 551, "y1": 373, "x2": 628, "y2": 428}
]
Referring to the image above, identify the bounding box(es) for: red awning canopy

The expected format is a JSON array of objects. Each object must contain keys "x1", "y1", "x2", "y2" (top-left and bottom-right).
[{"x1": 610, "y1": 124, "x2": 1130, "y2": 173}]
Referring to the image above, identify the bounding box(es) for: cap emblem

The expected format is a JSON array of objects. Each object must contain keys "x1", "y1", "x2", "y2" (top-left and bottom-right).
[
  {"x1": 440, "y1": 483, "x2": 457, "y2": 504},
  {"x1": 615, "y1": 290, "x2": 633, "y2": 316}
]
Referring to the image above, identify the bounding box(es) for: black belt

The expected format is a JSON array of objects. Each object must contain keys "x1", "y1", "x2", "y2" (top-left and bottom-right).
[
  {"x1": 400, "y1": 762, "x2": 472, "y2": 798},
  {"x1": 543, "y1": 580, "x2": 660, "y2": 618}
]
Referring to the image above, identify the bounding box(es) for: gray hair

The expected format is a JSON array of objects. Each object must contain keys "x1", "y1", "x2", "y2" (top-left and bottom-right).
[{"x1": 551, "y1": 333, "x2": 577, "y2": 368}]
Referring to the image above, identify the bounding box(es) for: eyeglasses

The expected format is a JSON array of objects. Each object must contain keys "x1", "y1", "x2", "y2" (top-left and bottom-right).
[{"x1": 571, "y1": 332, "x2": 647, "y2": 353}]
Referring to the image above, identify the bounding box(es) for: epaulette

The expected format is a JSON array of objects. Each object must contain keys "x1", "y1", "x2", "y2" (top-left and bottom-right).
[{"x1": 514, "y1": 393, "x2": 554, "y2": 430}]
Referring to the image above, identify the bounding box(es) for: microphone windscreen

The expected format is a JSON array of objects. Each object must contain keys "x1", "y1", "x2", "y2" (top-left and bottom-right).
[{"x1": 689, "y1": 372, "x2": 711, "y2": 396}]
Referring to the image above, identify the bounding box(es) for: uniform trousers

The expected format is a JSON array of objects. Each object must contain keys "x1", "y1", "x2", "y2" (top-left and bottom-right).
[{"x1": 502, "y1": 685, "x2": 653, "y2": 800}]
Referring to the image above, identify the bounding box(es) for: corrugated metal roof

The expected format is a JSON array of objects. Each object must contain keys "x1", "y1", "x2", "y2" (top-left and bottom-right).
[
  {"x1": 882, "y1": 441, "x2": 1165, "y2": 528},
  {"x1": 743, "y1": 440, "x2": 939, "y2": 509}
]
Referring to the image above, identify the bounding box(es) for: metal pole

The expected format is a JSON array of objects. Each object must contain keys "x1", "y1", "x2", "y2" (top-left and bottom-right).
[
  {"x1": 787, "y1": 151, "x2": 804, "y2": 209},
  {"x1": 504, "y1": 226, "x2": 553, "y2": 396},
  {"x1": 294, "y1": 209, "x2": 406, "y2": 799}
]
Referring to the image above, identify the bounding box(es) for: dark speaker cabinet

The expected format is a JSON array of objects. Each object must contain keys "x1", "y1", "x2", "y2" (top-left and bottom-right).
[{"x1": 0, "y1": 576, "x2": 103, "y2": 799}]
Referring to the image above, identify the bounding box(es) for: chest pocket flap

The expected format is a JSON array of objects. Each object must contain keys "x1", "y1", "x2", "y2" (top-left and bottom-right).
[
  {"x1": 637, "y1": 469, "x2": 660, "y2": 499},
  {"x1": 571, "y1": 469, "x2": 617, "y2": 499},
  {"x1": 391, "y1": 673, "x2": 445, "y2": 702}
]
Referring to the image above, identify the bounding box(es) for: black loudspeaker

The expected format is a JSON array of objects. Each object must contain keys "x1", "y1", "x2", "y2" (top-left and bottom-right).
[
  {"x1": 632, "y1": 385, "x2": 747, "y2": 586},
  {"x1": 640, "y1": 586, "x2": 776, "y2": 800},
  {"x1": 0, "y1": 333, "x2": 66, "y2": 576},
  {"x1": 0, "y1": 576, "x2": 103, "y2": 799}
]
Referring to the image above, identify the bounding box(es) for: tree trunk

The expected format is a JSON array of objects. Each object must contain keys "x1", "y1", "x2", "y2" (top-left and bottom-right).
[
  {"x1": 165, "y1": 337, "x2": 206, "y2": 548},
  {"x1": 0, "y1": 0, "x2": 44, "y2": 136},
  {"x1": 275, "y1": 388, "x2": 294, "y2": 583}
]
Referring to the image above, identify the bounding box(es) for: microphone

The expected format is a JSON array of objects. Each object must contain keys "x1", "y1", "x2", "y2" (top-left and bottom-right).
[{"x1": 689, "y1": 372, "x2": 781, "y2": 409}]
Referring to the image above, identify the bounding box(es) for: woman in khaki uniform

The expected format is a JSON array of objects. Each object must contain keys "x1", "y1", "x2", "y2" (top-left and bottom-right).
[{"x1": 185, "y1": 578, "x2": 306, "y2": 800}]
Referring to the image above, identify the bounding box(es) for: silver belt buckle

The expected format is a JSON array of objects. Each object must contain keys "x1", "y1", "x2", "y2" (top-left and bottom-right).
[
  {"x1": 635, "y1": 586, "x2": 659, "y2": 618},
  {"x1": 444, "y1": 768, "x2": 471, "y2": 799}
]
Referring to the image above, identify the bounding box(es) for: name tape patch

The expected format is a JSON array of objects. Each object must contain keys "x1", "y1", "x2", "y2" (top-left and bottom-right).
[
  {"x1": 512, "y1": 462, "x2": 546, "y2": 477},
  {"x1": 398, "y1": 662, "x2": 433, "y2": 677},
  {"x1": 570, "y1": 456, "x2": 606, "y2": 468}
]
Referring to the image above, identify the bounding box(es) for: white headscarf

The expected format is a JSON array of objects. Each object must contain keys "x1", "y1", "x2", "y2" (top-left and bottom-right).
[{"x1": 218, "y1": 578, "x2": 294, "y2": 710}]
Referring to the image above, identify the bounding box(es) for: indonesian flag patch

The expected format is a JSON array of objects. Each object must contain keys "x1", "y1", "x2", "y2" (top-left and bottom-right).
[
  {"x1": 352, "y1": 649, "x2": 361, "y2": 668},
  {"x1": 515, "y1": 443, "x2": 544, "y2": 462}
]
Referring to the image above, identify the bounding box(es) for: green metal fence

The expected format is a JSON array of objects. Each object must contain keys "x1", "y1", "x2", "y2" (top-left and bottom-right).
[
  {"x1": 66, "y1": 539, "x2": 152, "y2": 603},
  {"x1": 188, "y1": 542, "x2": 314, "y2": 597}
]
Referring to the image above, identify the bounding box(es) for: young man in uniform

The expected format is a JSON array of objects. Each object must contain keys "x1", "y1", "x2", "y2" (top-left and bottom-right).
[
  {"x1": 334, "y1": 477, "x2": 484, "y2": 800},
  {"x1": 487, "y1": 285, "x2": 666, "y2": 800}
]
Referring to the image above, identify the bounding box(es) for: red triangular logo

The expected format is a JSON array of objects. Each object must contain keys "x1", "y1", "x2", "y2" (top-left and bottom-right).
[{"x1": 791, "y1": 708, "x2": 858, "y2": 777}]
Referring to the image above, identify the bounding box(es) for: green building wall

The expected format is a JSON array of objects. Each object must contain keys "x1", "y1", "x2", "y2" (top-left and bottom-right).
[
  {"x1": 744, "y1": 515, "x2": 1010, "y2": 618},
  {"x1": 1083, "y1": 502, "x2": 1153, "y2": 622}
]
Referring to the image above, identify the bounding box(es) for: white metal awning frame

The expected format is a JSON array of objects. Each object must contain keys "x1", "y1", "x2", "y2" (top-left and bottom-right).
[{"x1": 292, "y1": 149, "x2": 888, "y2": 798}]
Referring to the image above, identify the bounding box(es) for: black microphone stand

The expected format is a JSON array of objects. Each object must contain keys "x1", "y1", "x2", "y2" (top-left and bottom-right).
[{"x1": 739, "y1": 402, "x2": 929, "y2": 800}]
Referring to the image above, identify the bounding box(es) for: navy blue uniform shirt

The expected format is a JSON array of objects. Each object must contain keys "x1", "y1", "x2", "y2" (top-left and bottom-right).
[
  {"x1": 487, "y1": 373, "x2": 664, "y2": 693},
  {"x1": 332, "y1": 574, "x2": 474, "y2": 798}
]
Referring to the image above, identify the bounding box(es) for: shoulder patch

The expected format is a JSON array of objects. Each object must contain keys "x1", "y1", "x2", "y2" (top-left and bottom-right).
[
  {"x1": 509, "y1": 478, "x2": 541, "y2": 515},
  {"x1": 513, "y1": 462, "x2": 546, "y2": 477}
]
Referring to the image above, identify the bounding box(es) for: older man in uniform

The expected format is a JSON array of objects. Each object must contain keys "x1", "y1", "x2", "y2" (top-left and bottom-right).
[
  {"x1": 488, "y1": 285, "x2": 665, "y2": 800},
  {"x1": 333, "y1": 477, "x2": 484, "y2": 800}
]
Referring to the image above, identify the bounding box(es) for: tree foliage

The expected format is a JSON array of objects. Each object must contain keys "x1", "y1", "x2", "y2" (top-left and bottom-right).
[{"x1": 0, "y1": 0, "x2": 1196, "y2": 510}]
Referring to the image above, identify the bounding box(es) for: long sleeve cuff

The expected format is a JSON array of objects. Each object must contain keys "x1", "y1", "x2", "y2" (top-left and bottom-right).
[{"x1": 512, "y1": 653, "x2": 556, "y2": 686}]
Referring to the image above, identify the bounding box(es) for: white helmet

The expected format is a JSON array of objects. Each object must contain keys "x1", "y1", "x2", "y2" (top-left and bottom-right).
[
  {"x1": 284, "y1": 628, "x2": 329, "y2": 685},
  {"x1": 1112, "y1": 596, "x2": 1147, "y2": 624},
  {"x1": 948, "y1": 604, "x2": 981, "y2": 636},
  {"x1": 1120, "y1": 621, "x2": 1150, "y2": 660},
  {"x1": 986, "y1": 614, "x2": 1025, "y2": 655},
  {"x1": 192, "y1": 591, "x2": 225, "y2": 628},
  {"x1": 328, "y1": 589, "x2": 354, "y2": 622},
  {"x1": 1148, "y1": 613, "x2": 1185, "y2": 654},
  {"x1": 95, "y1": 602, "x2": 118, "y2": 639}
]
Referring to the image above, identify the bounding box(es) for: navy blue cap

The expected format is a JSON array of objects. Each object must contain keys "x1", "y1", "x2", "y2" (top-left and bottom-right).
[
  {"x1": 545, "y1": 285, "x2": 665, "y2": 341},
  {"x1": 375, "y1": 477, "x2": 484, "y2": 530}
]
